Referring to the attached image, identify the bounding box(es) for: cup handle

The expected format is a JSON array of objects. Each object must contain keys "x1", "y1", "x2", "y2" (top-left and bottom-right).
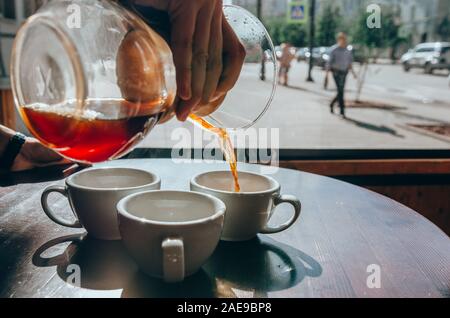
[
  {"x1": 261, "y1": 194, "x2": 302, "y2": 234},
  {"x1": 162, "y1": 237, "x2": 185, "y2": 283},
  {"x1": 41, "y1": 185, "x2": 82, "y2": 228}
]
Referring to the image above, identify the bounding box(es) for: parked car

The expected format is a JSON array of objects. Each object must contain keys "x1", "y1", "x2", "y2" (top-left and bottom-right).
[
  {"x1": 321, "y1": 45, "x2": 365, "y2": 67},
  {"x1": 305, "y1": 47, "x2": 330, "y2": 68},
  {"x1": 301, "y1": 45, "x2": 362, "y2": 68},
  {"x1": 400, "y1": 42, "x2": 450, "y2": 74},
  {"x1": 274, "y1": 46, "x2": 282, "y2": 59},
  {"x1": 274, "y1": 45, "x2": 297, "y2": 60},
  {"x1": 296, "y1": 47, "x2": 309, "y2": 62},
  {"x1": 347, "y1": 45, "x2": 366, "y2": 64}
]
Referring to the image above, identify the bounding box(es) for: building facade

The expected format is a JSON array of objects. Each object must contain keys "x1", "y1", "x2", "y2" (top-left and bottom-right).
[
  {"x1": 318, "y1": 0, "x2": 450, "y2": 44},
  {"x1": 232, "y1": 0, "x2": 288, "y2": 18},
  {"x1": 1, "y1": 0, "x2": 448, "y2": 75},
  {"x1": 232, "y1": 0, "x2": 449, "y2": 44}
]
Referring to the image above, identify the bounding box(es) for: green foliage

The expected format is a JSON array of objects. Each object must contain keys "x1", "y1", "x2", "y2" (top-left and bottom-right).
[
  {"x1": 266, "y1": 19, "x2": 307, "y2": 47},
  {"x1": 265, "y1": 20, "x2": 284, "y2": 46},
  {"x1": 352, "y1": 6, "x2": 402, "y2": 50},
  {"x1": 282, "y1": 23, "x2": 307, "y2": 47},
  {"x1": 383, "y1": 11, "x2": 403, "y2": 47},
  {"x1": 437, "y1": 16, "x2": 450, "y2": 41},
  {"x1": 317, "y1": 4, "x2": 342, "y2": 46},
  {"x1": 353, "y1": 10, "x2": 381, "y2": 48}
]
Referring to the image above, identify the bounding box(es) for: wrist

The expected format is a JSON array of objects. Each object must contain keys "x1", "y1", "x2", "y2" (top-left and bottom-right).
[
  {"x1": 0, "y1": 131, "x2": 27, "y2": 171},
  {"x1": 0, "y1": 126, "x2": 16, "y2": 158}
]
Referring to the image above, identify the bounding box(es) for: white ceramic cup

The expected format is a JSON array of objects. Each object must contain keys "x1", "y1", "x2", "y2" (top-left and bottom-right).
[
  {"x1": 41, "y1": 167, "x2": 161, "y2": 240},
  {"x1": 190, "y1": 171, "x2": 301, "y2": 241},
  {"x1": 117, "y1": 190, "x2": 225, "y2": 283}
]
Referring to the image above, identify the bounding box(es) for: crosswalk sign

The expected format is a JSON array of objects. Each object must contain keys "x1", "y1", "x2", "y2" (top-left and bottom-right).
[{"x1": 287, "y1": 1, "x2": 308, "y2": 24}]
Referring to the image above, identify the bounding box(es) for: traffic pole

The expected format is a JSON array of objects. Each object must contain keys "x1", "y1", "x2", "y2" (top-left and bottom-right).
[{"x1": 306, "y1": 0, "x2": 316, "y2": 82}]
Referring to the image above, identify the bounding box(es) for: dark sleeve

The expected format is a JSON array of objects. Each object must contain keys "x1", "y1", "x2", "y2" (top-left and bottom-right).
[{"x1": 119, "y1": 0, "x2": 171, "y2": 43}]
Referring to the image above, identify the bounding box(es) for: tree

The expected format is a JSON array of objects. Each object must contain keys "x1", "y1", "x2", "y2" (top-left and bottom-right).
[
  {"x1": 353, "y1": 10, "x2": 383, "y2": 52},
  {"x1": 266, "y1": 19, "x2": 284, "y2": 45},
  {"x1": 437, "y1": 16, "x2": 450, "y2": 41},
  {"x1": 317, "y1": 4, "x2": 341, "y2": 46},
  {"x1": 281, "y1": 23, "x2": 307, "y2": 47},
  {"x1": 353, "y1": 6, "x2": 405, "y2": 64},
  {"x1": 352, "y1": 6, "x2": 404, "y2": 101},
  {"x1": 353, "y1": 7, "x2": 402, "y2": 54},
  {"x1": 266, "y1": 20, "x2": 307, "y2": 47}
]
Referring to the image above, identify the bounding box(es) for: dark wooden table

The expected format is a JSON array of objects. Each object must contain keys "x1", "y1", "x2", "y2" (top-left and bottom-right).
[{"x1": 1, "y1": 159, "x2": 449, "y2": 298}]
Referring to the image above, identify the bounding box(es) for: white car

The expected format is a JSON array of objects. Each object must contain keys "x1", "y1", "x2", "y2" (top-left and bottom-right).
[{"x1": 401, "y1": 42, "x2": 450, "y2": 74}]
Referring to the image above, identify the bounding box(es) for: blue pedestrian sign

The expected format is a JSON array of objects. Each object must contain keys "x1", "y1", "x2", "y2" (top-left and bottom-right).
[{"x1": 287, "y1": 1, "x2": 308, "y2": 24}]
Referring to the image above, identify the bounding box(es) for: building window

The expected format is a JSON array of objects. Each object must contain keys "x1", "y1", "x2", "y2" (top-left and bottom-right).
[{"x1": 0, "y1": 0, "x2": 16, "y2": 19}]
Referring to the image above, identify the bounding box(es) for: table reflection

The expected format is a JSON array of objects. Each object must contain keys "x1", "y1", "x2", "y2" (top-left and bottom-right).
[{"x1": 32, "y1": 234, "x2": 322, "y2": 298}]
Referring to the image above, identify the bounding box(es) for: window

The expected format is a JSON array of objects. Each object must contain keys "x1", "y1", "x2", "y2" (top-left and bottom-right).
[
  {"x1": 0, "y1": 0, "x2": 16, "y2": 19},
  {"x1": 415, "y1": 47, "x2": 436, "y2": 53},
  {"x1": 2, "y1": 0, "x2": 447, "y2": 160},
  {"x1": 24, "y1": 0, "x2": 48, "y2": 17},
  {"x1": 440, "y1": 47, "x2": 450, "y2": 54},
  {"x1": 137, "y1": 1, "x2": 450, "y2": 157}
]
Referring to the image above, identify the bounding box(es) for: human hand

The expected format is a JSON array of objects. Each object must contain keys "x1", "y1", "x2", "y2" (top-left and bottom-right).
[
  {"x1": 134, "y1": 0, "x2": 245, "y2": 121},
  {"x1": 11, "y1": 137, "x2": 71, "y2": 172}
]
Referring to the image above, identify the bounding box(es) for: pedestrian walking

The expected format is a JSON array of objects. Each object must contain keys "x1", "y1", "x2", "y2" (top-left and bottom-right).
[
  {"x1": 278, "y1": 43, "x2": 296, "y2": 86},
  {"x1": 326, "y1": 32, "x2": 357, "y2": 117}
]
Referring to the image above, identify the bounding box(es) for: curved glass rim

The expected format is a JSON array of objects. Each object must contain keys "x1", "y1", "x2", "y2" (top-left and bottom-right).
[
  {"x1": 11, "y1": 14, "x2": 87, "y2": 118},
  {"x1": 215, "y1": 4, "x2": 278, "y2": 131}
]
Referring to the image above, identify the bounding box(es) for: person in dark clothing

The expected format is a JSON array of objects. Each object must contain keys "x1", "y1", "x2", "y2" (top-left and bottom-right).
[{"x1": 326, "y1": 32, "x2": 357, "y2": 117}]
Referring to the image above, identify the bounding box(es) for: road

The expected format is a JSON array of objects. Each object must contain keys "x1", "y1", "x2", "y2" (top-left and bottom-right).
[
  {"x1": 352, "y1": 63, "x2": 450, "y2": 109},
  {"x1": 141, "y1": 61, "x2": 450, "y2": 150}
]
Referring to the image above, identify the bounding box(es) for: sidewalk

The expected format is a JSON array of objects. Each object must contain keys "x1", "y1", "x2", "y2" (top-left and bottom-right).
[{"x1": 141, "y1": 62, "x2": 450, "y2": 150}]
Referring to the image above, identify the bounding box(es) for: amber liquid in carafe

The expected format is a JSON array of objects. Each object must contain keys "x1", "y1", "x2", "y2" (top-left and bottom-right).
[
  {"x1": 20, "y1": 99, "x2": 162, "y2": 163},
  {"x1": 189, "y1": 114, "x2": 240, "y2": 192}
]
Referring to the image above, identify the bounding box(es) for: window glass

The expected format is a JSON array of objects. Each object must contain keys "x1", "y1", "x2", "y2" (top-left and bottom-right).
[
  {"x1": 0, "y1": 0, "x2": 16, "y2": 19},
  {"x1": 440, "y1": 47, "x2": 450, "y2": 54},
  {"x1": 142, "y1": 1, "x2": 450, "y2": 153},
  {"x1": 9, "y1": 0, "x2": 450, "y2": 155},
  {"x1": 416, "y1": 47, "x2": 436, "y2": 53}
]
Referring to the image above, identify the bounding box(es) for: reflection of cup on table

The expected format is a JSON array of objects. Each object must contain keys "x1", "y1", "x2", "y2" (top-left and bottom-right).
[
  {"x1": 41, "y1": 167, "x2": 160, "y2": 240},
  {"x1": 32, "y1": 234, "x2": 138, "y2": 291},
  {"x1": 191, "y1": 171, "x2": 301, "y2": 241},
  {"x1": 205, "y1": 237, "x2": 298, "y2": 293},
  {"x1": 117, "y1": 190, "x2": 225, "y2": 283}
]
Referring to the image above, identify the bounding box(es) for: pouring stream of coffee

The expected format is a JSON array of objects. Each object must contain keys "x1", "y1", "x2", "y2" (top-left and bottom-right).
[{"x1": 188, "y1": 114, "x2": 240, "y2": 192}]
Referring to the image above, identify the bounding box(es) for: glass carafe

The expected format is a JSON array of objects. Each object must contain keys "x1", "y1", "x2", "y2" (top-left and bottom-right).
[{"x1": 11, "y1": 0, "x2": 277, "y2": 164}]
